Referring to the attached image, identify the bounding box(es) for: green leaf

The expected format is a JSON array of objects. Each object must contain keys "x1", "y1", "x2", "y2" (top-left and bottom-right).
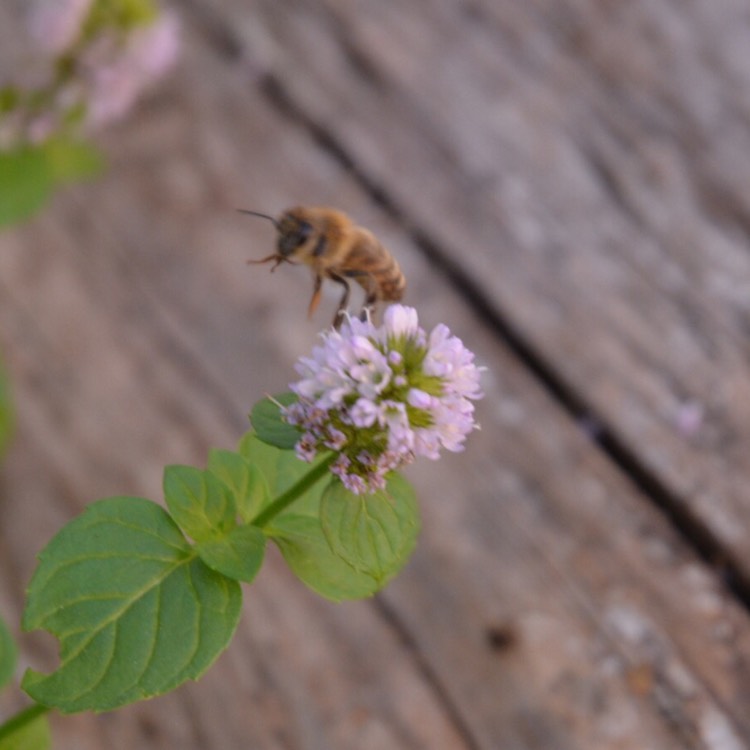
[
  {"x1": 238, "y1": 431, "x2": 329, "y2": 518},
  {"x1": 43, "y1": 138, "x2": 103, "y2": 184},
  {"x1": 207, "y1": 449, "x2": 269, "y2": 523},
  {"x1": 0, "y1": 708, "x2": 51, "y2": 750},
  {"x1": 0, "y1": 615, "x2": 17, "y2": 689},
  {"x1": 196, "y1": 524, "x2": 266, "y2": 583},
  {"x1": 249, "y1": 393, "x2": 301, "y2": 450},
  {"x1": 163, "y1": 465, "x2": 236, "y2": 542},
  {"x1": 268, "y1": 515, "x2": 381, "y2": 601},
  {"x1": 0, "y1": 87, "x2": 19, "y2": 115},
  {"x1": 0, "y1": 356, "x2": 12, "y2": 458},
  {"x1": 0, "y1": 139, "x2": 103, "y2": 228},
  {"x1": 0, "y1": 147, "x2": 54, "y2": 227},
  {"x1": 22, "y1": 497, "x2": 241, "y2": 713},
  {"x1": 320, "y1": 474, "x2": 420, "y2": 583}
]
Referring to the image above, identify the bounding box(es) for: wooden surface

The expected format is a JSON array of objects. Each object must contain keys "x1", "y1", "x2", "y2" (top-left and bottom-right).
[{"x1": 2, "y1": 2, "x2": 750, "y2": 748}]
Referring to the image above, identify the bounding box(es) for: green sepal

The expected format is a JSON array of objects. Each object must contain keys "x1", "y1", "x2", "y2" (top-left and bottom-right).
[
  {"x1": 196, "y1": 524, "x2": 266, "y2": 584},
  {"x1": 320, "y1": 473, "x2": 420, "y2": 583},
  {"x1": 0, "y1": 615, "x2": 17, "y2": 690},
  {"x1": 163, "y1": 465, "x2": 236, "y2": 542},
  {"x1": 207, "y1": 449, "x2": 269, "y2": 523},
  {"x1": 249, "y1": 393, "x2": 301, "y2": 450},
  {"x1": 21, "y1": 497, "x2": 241, "y2": 713},
  {"x1": 268, "y1": 515, "x2": 380, "y2": 601}
]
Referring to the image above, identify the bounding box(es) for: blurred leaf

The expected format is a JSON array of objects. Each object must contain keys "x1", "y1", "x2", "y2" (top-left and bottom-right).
[
  {"x1": 43, "y1": 138, "x2": 103, "y2": 183},
  {"x1": 22, "y1": 497, "x2": 241, "y2": 713},
  {"x1": 250, "y1": 393, "x2": 301, "y2": 450},
  {"x1": 0, "y1": 147, "x2": 54, "y2": 227},
  {"x1": 0, "y1": 615, "x2": 17, "y2": 690},
  {"x1": 0, "y1": 139, "x2": 103, "y2": 228},
  {"x1": 0, "y1": 708, "x2": 50, "y2": 750},
  {"x1": 0, "y1": 88, "x2": 19, "y2": 115}
]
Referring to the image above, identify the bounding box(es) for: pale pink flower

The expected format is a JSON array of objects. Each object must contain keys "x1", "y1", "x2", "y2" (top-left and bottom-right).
[{"x1": 284, "y1": 305, "x2": 483, "y2": 494}]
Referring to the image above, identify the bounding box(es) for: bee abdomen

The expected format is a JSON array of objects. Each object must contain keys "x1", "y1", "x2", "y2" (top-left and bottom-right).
[
  {"x1": 377, "y1": 256, "x2": 406, "y2": 301},
  {"x1": 345, "y1": 235, "x2": 406, "y2": 301}
]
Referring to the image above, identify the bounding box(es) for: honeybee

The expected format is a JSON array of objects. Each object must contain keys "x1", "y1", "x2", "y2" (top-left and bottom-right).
[{"x1": 239, "y1": 205, "x2": 406, "y2": 328}]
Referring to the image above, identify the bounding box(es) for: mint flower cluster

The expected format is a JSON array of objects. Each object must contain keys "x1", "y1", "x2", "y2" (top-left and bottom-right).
[
  {"x1": 284, "y1": 305, "x2": 483, "y2": 494},
  {"x1": 0, "y1": 0, "x2": 179, "y2": 148}
]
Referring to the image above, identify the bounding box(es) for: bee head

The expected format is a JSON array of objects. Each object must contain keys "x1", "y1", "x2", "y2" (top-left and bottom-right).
[
  {"x1": 277, "y1": 209, "x2": 315, "y2": 257},
  {"x1": 238, "y1": 206, "x2": 325, "y2": 264}
]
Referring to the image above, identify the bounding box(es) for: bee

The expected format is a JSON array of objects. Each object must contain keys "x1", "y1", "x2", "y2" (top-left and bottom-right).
[{"x1": 239, "y1": 205, "x2": 406, "y2": 328}]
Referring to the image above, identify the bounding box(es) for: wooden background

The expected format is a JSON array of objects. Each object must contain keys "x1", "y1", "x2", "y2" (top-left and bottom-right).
[{"x1": 3, "y1": 1, "x2": 750, "y2": 748}]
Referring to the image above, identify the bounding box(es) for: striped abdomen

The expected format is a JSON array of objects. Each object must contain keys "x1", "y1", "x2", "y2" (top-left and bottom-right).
[{"x1": 341, "y1": 229, "x2": 406, "y2": 303}]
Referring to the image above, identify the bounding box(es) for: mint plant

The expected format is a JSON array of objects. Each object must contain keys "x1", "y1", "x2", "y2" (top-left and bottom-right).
[{"x1": 0, "y1": 305, "x2": 483, "y2": 746}]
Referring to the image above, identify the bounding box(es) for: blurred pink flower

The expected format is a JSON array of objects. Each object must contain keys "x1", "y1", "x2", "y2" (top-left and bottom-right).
[
  {"x1": 27, "y1": 0, "x2": 93, "y2": 55},
  {"x1": 2, "y1": 2, "x2": 180, "y2": 149},
  {"x1": 82, "y1": 10, "x2": 180, "y2": 128}
]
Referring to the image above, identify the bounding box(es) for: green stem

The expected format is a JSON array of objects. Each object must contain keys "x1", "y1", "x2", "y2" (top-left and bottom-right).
[
  {"x1": 252, "y1": 454, "x2": 336, "y2": 528},
  {"x1": 0, "y1": 702, "x2": 51, "y2": 743}
]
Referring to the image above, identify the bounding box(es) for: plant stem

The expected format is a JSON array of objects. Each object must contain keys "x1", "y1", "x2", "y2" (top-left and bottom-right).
[
  {"x1": 252, "y1": 454, "x2": 335, "y2": 528},
  {"x1": 0, "y1": 702, "x2": 51, "y2": 743}
]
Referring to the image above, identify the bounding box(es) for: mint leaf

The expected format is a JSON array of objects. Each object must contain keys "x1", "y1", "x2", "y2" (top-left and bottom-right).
[
  {"x1": 164, "y1": 465, "x2": 236, "y2": 542},
  {"x1": 0, "y1": 147, "x2": 54, "y2": 227},
  {"x1": 320, "y1": 473, "x2": 420, "y2": 583},
  {"x1": 0, "y1": 709, "x2": 51, "y2": 750},
  {"x1": 0, "y1": 139, "x2": 103, "y2": 228},
  {"x1": 43, "y1": 138, "x2": 103, "y2": 184},
  {"x1": 239, "y1": 431, "x2": 329, "y2": 518},
  {"x1": 207, "y1": 449, "x2": 269, "y2": 523},
  {"x1": 0, "y1": 615, "x2": 17, "y2": 689},
  {"x1": 22, "y1": 497, "x2": 241, "y2": 713},
  {"x1": 269, "y1": 514, "x2": 380, "y2": 601},
  {"x1": 250, "y1": 393, "x2": 301, "y2": 450},
  {"x1": 196, "y1": 524, "x2": 266, "y2": 583}
]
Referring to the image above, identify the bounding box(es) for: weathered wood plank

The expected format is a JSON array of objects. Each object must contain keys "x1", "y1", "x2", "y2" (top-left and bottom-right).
[
  {"x1": 2, "y1": 5, "x2": 750, "y2": 749},
  {"x1": 195, "y1": 0, "x2": 750, "y2": 584}
]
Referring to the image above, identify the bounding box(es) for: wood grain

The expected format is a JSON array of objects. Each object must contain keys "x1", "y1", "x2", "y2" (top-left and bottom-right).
[
  {"x1": 1, "y1": 2, "x2": 750, "y2": 748},
  {"x1": 191, "y1": 0, "x2": 750, "y2": 584}
]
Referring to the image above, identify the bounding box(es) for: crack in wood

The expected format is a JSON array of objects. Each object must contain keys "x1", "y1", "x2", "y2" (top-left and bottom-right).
[{"x1": 373, "y1": 594, "x2": 483, "y2": 750}]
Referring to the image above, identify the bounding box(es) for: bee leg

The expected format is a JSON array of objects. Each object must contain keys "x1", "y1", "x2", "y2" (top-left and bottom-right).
[
  {"x1": 247, "y1": 254, "x2": 286, "y2": 273},
  {"x1": 307, "y1": 275, "x2": 323, "y2": 318},
  {"x1": 247, "y1": 253, "x2": 281, "y2": 265},
  {"x1": 359, "y1": 274, "x2": 379, "y2": 321},
  {"x1": 328, "y1": 272, "x2": 352, "y2": 329}
]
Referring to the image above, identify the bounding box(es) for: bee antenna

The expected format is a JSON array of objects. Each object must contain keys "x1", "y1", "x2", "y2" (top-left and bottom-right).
[{"x1": 236, "y1": 209, "x2": 281, "y2": 230}]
